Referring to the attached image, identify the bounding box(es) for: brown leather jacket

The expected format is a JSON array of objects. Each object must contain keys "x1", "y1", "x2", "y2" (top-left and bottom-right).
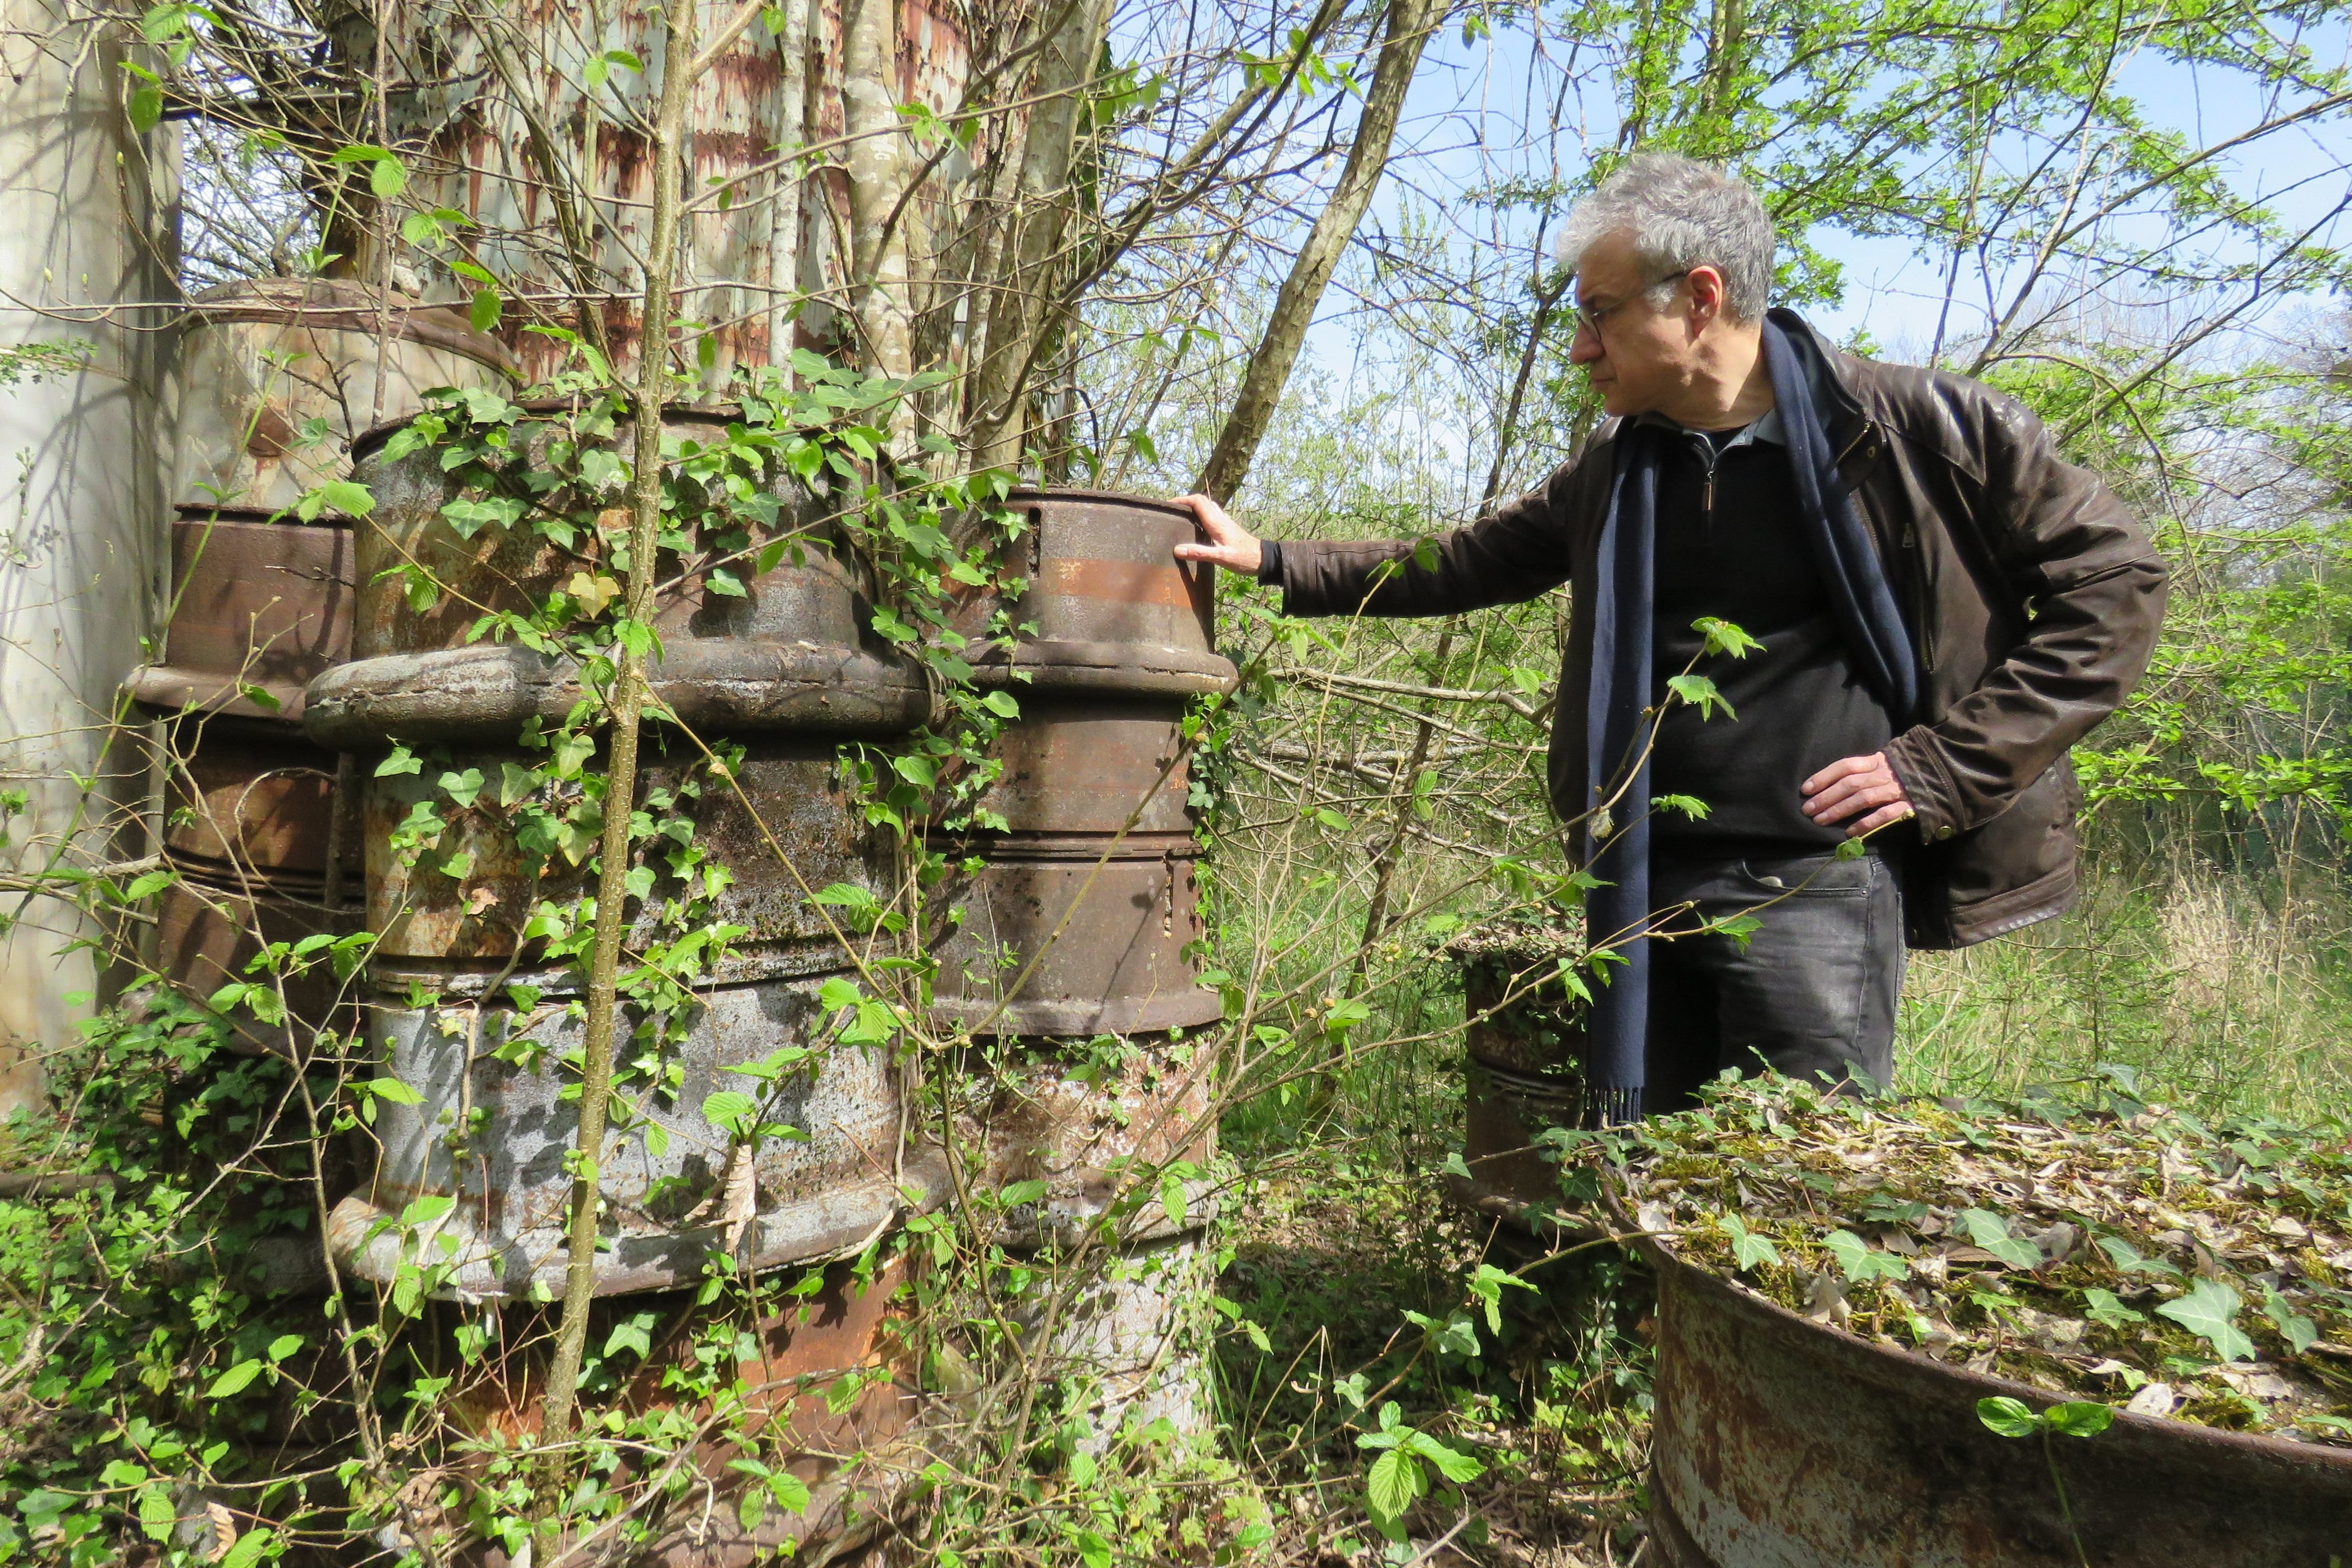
[{"x1": 1274, "y1": 310, "x2": 2168, "y2": 949}]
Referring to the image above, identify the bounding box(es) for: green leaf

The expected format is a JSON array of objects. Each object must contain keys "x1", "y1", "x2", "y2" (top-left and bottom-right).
[
  {"x1": 2155, "y1": 1278, "x2": 2258, "y2": 1363},
  {"x1": 311, "y1": 478, "x2": 374, "y2": 518},
  {"x1": 604, "y1": 1311, "x2": 657, "y2": 1361},
  {"x1": 136, "y1": 1484, "x2": 176, "y2": 1541},
  {"x1": 100, "y1": 1459, "x2": 148, "y2": 1488},
  {"x1": 266, "y1": 1333, "x2": 305, "y2": 1361},
  {"x1": 129, "y1": 83, "x2": 164, "y2": 133},
  {"x1": 438, "y1": 767, "x2": 485, "y2": 808},
  {"x1": 1721, "y1": 1214, "x2": 1780, "y2": 1269},
  {"x1": 1666, "y1": 672, "x2": 1733, "y2": 720},
  {"x1": 376, "y1": 745, "x2": 423, "y2": 777},
  {"x1": 982, "y1": 690, "x2": 1021, "y2": 718},
  {"x1": 2263, "y1": 1288, "x2": 2320, "y2": 1355},
  {"x1": 207, "y1": 1358, "x2": 264, "y2": 1399},
  {"x1": 1976, "y1": 1395, "x2": 2041, "y2": 1438},
  {"x1": 1363, "y1": 1447, "x2": 1425, "y2": 1527},
  {"x1": 766, "y1": 1469, "x2": 810, "y2": 1514},
  {"x1": 470, "y1": 287, "x2": 502, "y2": 333},
  {"x1": 703, "y1": 1090, "x2": 758, "y2": 1133},
  {"x1": 1403, "y1": 1429, "x2": 1484, "y2": 1484},
  {"x1": 219, "y1": 1527, "x2": 277, "y2": 1568},
  {"x1": 2096, "y1": 1234, "x2": 2180, "y2": 1276},
  {"x1": 1957, "y1": 1208, "x2": 2044, "y2": 1268},
  {"x1": 365, "y1": 1076, "x2": 423, "y2": 1106},
  {"x1": 1822, "y1": 1228, "x2": 1908, "y2": 1282},
  {"x1": 2082, "y1": 1287, "x2": 2144, "y2": 1332},
  {"x1": 2043, "y1": 1401, "x2": 2115, "y2": 1438}
]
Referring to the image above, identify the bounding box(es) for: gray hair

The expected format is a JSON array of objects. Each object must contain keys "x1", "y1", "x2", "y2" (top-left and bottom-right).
[{"x1": 1557, "y1": 152, "x2": 1776, "y2": 321}]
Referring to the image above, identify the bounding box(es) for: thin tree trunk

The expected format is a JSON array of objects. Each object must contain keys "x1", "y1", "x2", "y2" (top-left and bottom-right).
[
  {"x1": 842, "y1": 0, "x2": 913, "y2": 391},
  {"x1": 542, "y1": 0, "x2": 703, "y2": 1443},
  {"x1": 1195, "y1": 0, "x2": 1442, "y2": 504},
  {"x1": 1346, "y1": 266, "x2": 1568, "y2": 990},
  {"x1": 967, "y1": 0, "x2": 1116, "y2": 470}
]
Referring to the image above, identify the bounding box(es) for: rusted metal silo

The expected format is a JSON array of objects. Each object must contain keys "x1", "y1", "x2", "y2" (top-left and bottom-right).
[
  {"x1": 129, "y1": 282, "x2": 516, "y2": 1055},
  {"x1": 369, "y1": 0, "x2": 973, "y2": 384},
  {"x1": 311, "y1": 405, "x2": 940, "y2": 1300},
  {"x1": 939, "y1": 488, "x2": 1235, "y2": 1429}
]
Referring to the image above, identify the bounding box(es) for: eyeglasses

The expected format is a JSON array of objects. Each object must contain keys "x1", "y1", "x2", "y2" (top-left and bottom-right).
[{"x1": 1572, "y1": 270, "x2": 1692, "y2": 337}]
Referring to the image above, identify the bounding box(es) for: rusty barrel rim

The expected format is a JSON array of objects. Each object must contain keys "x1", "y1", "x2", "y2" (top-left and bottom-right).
[
  {"x1": 1603, "y1": 1184, "x2": 2352, "y2": 1563},
  {"x1": 186, "y1": 278, "x2": 521, "y2": 378},
  {"x1": 302, "y1": 639, "x2": 933, "y2": 748},
  {"x1": 349, "y1": 398, "x2": 739, "y2": 463},
  {"x1": 131, "y1": 512, "x2": 358, "y2": 723}
]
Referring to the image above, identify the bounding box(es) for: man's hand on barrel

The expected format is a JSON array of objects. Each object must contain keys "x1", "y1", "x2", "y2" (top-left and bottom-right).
[
  {"x1": 1171, "y1": 494, "x2": 1262, "y2": 576},
  {"x1": 1801, "y1": 752, "x2": 1916, "y2": 838}
]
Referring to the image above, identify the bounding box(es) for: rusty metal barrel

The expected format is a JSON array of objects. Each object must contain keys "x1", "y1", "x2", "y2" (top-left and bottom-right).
[
  {"x1": 932, "y1": 489, "x2": 1236, "y2": 1431},
  {"x1": 1442, "y1": 922, "x2": 1587, "y2": 1231},
  {"x1": 1633, "y1": 1228, "x2": 2352, "y2": 1564},
  {"x1": 128, "y1": 283, "x2": 517, "y2": 1054},
  {"x1": 312, "y1": 405, "x2": 940, "y2": 1300},
  {"x1": 934, "y1": 488, "x2": 1232, "y2": 1038}
]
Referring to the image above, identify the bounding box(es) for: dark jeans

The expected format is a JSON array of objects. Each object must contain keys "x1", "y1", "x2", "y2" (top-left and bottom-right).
[{"x1": 1643, "y1": 848, "x2": 1903, "y2": 1113}]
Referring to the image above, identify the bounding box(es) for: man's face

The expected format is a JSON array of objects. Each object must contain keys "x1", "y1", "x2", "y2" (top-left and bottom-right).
[{"x1": 1569, "y1": 231, "x2": 1700, "y2": 419}]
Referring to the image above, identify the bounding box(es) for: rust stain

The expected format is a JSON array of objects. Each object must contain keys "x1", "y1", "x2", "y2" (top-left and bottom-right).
[{"x1": 1042, "y1": 556, "x2": 1196, "y2": 608}]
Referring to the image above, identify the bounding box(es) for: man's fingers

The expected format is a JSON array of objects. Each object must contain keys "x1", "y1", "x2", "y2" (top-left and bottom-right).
[
  {"x1": 1849, "y1": 802, "x2": 1914, "y2": 838},
  {"x1": 1807, "y1": 774, "x2": 1902, "y2": 824},
  {"x1": 1801, "y1": 754, "x2": 1872, "y2": 796}
]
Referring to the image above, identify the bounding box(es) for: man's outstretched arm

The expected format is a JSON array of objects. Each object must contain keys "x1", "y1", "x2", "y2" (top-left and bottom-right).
[{"x1": 1171, "y1": 457, "x2": 1594, "y2": 620}]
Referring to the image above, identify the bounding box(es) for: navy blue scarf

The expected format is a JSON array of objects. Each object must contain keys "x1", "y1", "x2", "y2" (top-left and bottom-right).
[{"x1": 1580, "y1": 315, "x2": 1919, "y2": 1125}]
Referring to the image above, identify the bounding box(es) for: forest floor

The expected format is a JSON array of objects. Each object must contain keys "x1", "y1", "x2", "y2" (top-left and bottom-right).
[{"x1": 1214, "y1": 1128, "x2": 1652, "y2": 1565}]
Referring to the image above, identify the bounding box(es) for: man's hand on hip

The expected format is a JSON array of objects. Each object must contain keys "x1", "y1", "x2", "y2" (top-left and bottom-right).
[
  {"x1": 1171, "y1": 494, "x2": 1262, "y2": 576},
  {"x1": 1801, "y1": 752, "x2": 1916, "y2": 838}
]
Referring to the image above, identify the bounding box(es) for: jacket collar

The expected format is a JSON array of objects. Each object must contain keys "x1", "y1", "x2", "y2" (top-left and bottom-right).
[{"x1": 1765, "y1": 306, "x2": 1871, "y2": 452}]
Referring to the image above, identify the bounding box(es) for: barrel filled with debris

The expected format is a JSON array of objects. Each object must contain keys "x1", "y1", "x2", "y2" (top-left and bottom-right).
[{"x1": 1609, "y1": 1075, "x2": 2352, "y2": 1563}]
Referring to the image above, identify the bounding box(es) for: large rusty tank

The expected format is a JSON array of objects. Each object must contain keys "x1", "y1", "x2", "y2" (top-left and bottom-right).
[
  {"x1": 370, "y1": 0, "x2": 972, "y2": 384},
  {"x1": 312, "y1": 404, "x2": 939, "y2": 1300},
  {"x1": 1630, "y1": 1221, "x2": 2352, "y2": 1564},
  {"x1": 129, "y1": 283, "x2": 516, "y2": 1055}
]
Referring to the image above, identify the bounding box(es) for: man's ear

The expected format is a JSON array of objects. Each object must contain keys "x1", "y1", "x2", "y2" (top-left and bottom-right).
[{"x1": 1687, "y1": 264, "x2": 1730, "y2": 328}]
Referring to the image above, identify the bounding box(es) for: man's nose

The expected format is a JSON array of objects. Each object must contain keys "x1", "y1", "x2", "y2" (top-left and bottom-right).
[{"x1": 1569, "y1": 328, "x2": 1603, "y2": 366}]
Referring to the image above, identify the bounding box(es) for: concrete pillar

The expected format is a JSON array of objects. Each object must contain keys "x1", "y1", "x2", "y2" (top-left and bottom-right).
[{"x1": 0, "y1": 0, "x2": 177, "y2": 1125}]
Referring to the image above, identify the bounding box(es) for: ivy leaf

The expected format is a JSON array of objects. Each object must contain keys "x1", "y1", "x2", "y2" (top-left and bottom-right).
[
  {"x1": 2095, "y1": 1234, "x2": 2180, "y2": 1276},
  {"x1": 2263, "y1": 1287, "x2": 2320, "y2": 1355},
  {"x1": 1721, "y1": 1214, "x2": 1780, "y2": 1270},
  {"x1": 1957, "y1": 1208, "x2": 2043, "y2": 1269},
  {"x1": 2082, "y1": 1287, "x2": 2145, "y2": 1332},
  {"x1": 1822, "y1": 1228, "x2": 1908, "y2": 1282},
  {"x1": 2155, "y1": 1278, "x2": 2258, "y2": 1363}
]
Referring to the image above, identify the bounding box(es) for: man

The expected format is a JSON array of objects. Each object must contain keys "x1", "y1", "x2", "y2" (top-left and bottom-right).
[{"x1": 1173, "y1": 152, "x2": 2166, "y2": 1121}]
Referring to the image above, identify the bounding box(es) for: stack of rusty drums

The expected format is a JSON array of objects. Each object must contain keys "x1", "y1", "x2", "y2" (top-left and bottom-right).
[
  {"x1": 128, "y1": 280, "x2": 516, "y2": 1055},
  {"x1": 305, "y1": 405, "x2": 941, "y2": 1302},
  {"x1": 940, "y1": 489, "x2": 1234, "y2": 1429},
  {"x1": 1444, "y1": 921, "x2": 1589, "y2": 1237}
]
